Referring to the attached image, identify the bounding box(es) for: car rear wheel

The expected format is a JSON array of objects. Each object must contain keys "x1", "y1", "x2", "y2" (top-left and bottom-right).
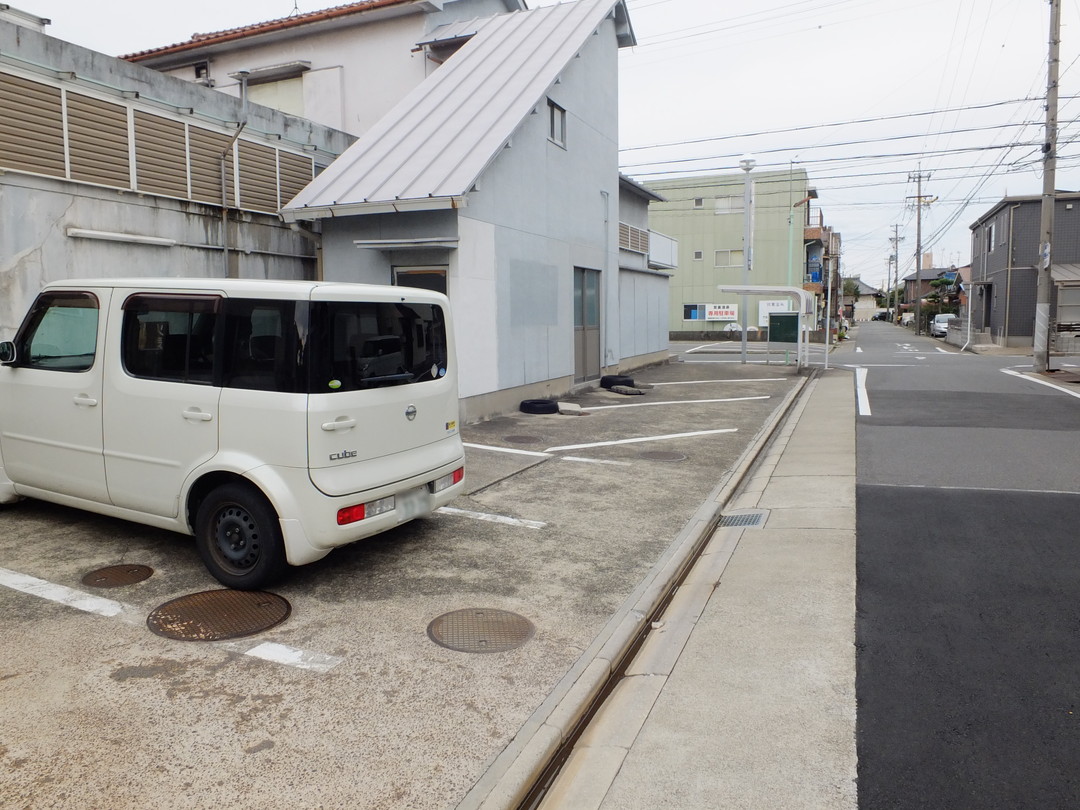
[{"x1": 195, "y1": 483, "x2": 287, "y2": 590}]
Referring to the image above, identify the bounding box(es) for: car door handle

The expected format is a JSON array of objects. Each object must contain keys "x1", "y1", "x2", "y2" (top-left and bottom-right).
[
  {"x1": 182, "y1": 408, "x2": 213, "y2": 422},
  {"x1": 73, "y1": 394, "x2": 98, "y2": 407},
  {"x1": 321, "y1": 418, "x2": 356, "y2": 431}
]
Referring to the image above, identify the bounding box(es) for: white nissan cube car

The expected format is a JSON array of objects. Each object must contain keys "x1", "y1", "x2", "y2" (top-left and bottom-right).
[{"x1": 0, "y1": 279, "x2": 465, "y2": 589}]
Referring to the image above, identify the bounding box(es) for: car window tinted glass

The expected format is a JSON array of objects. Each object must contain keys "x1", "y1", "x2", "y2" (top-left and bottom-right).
[
  {"x1": 17, "y1": 292, "x2": 99, "y2": 371},
  {"x1": 309, "y1": 301, "x2": 448, "y2": 393},
  {"x1": 221, "y1": 298, "x2": 305, "y2": 393},
  {"x1": 122, "y1": 295, "x2": 219, "y2": 384}
]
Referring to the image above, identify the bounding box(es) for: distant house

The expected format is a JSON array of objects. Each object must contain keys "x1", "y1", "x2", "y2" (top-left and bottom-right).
[
  {"x1": 969, "y1": 192, "x2": 1080, "y2": 350},
  {"x1": 841, "y1": 277, "x2": 880, "y2": 322}
]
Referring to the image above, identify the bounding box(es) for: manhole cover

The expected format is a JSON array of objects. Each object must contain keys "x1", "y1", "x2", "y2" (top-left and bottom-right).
[
  {"x1": 81, "y1": 564, "x2": 154, "y2": 588},
  {"x1": 504, "y1": 435, "x2": 543, "y2": 444},
  {"x1": 639, "y1": 450, "x2": 688, "y2": 462},
  {"x1": 146, "y1": 590, "x2": 291, "y2": 641},
  {"x1": 427, "y1": 608, "x2": 534, "y2": 654}
]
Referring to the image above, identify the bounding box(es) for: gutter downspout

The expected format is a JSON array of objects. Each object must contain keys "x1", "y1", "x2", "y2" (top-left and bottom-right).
[{"x1": 221, "y1": 71, "x2": 250, "y2": 278}]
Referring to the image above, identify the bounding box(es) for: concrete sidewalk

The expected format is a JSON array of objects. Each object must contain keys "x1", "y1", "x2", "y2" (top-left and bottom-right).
[{"x1": 538, "y1": 368, "x2": 858, "y2": 809}]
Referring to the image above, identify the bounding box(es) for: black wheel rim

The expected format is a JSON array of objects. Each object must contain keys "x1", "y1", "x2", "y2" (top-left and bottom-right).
[{"x1": 212, "y1": 504, "x2": 262, "y2": 573}]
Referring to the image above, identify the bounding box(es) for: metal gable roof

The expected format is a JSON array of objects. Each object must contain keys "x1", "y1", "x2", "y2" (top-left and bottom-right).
[{"x1": 280, "y1": 0, "x2": 630, "y2": 221}]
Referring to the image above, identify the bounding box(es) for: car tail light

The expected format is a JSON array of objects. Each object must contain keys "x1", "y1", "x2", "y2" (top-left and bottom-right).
[
  {"x1": 337, "y1": 495, "x2": 395, "y2": 525},
  {"x1": 432, "y1": 467, "x2": 464, "y2": 493}
]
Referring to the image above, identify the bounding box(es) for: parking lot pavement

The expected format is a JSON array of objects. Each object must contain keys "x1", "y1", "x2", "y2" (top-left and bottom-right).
[{"x1": 0, "y1": 348, "x2": 805, "y2": 810}]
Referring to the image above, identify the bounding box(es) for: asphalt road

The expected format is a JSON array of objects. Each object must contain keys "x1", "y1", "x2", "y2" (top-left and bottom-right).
[{"x1": 848, "y1": 322, "x2": 1080, "y2": 808}]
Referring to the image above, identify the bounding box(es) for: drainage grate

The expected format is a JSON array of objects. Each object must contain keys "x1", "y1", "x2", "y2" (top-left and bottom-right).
[
  {"x1": 718, "y1": 511, "x2": 768, "y2": 528},
  {"x1": 639, "y1": 451, "x2": 688, "y2": 462},
  {"x1": 146, "y1": 590, "x2": 290, "y2": 641},
  {"x1": 81, "y1": 564, "x2": 154, "y2": 588},
  {"x1": 427, "y1": 608, "x2": 534, "y2": 654}
]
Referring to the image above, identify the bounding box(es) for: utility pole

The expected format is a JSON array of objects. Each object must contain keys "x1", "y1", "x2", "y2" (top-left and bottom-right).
[
  {"x1": 907, "y1": 169, "x2": 933, "y2": 335},
  {"x1": 889, "y1": 225, "x2": 904, "y2": 321},
  {"x1": 1035, "y1": 0, "x2": 1061, "y2": 372}
]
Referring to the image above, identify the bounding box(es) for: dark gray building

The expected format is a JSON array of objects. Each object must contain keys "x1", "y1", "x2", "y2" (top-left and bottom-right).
[{"x1": 969, "y1": 193, "x2": 1080, "y2": 349}]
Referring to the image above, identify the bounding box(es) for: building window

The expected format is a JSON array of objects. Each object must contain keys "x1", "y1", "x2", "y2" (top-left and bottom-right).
[
  {"x1": 684, "y1": 304, "x2": 706, "y2": 321},
  {"x1": 986, "y1": 222, "x2": 995, "y2": 254},
  {"x1": 693, "y1": 198, "x2": 704, "y2": 208},
  {"x1": 548, "y1": 100, "x2": 566, "y2": 147},
  {"x1": 715, "y1": 249, "x2": 744, "y2": 267},
  {"x1": 193, "y1": 62, "x2": 213, "y2": 87},
  {"x1": 693, "y1": 250, "x2": 703, "y2": 261},
  {"x1": 715, "y1": 196, "x2": 744, "y2": 215}
]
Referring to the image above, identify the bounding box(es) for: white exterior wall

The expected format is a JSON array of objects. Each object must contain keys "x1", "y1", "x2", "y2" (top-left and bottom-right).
[
  {"x1": 462, "y1": 16, "x2": 621, "y2": 393},
  {"x1": 619, "y1": 269, "x2": 668, "y2": 361},
  {"x1": 150, "y1": 0, "x2": 519, "y2": 138}
]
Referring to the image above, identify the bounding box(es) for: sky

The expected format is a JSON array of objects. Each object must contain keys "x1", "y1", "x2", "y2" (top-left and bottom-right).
[{"x1": 20, "y1": 0, "x2": 1080, "y2": 290}]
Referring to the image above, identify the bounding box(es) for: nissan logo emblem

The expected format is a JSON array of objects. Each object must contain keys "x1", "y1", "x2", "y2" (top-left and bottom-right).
[{"x1": 405, "y1": 405, "x2": 417, "y2": 421}]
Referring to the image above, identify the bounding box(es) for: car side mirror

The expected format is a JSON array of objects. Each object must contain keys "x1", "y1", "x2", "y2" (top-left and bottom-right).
[{"x1": 0, "y1": 341, "x2": 17, "y2": 364}]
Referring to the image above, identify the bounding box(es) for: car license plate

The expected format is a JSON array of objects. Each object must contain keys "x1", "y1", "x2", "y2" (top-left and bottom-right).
[{"x1": 396, "y1": 486, "x2": 429, "y2": 522}]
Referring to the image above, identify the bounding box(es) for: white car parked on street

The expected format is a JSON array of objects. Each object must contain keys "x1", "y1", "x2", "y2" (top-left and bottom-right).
[{"x1": 929, "y1": 313, "x2": 956, "y2": 337}]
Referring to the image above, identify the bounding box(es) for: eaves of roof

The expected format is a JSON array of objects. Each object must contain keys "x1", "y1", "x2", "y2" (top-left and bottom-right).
[
  {"x1": 281, "y1": 0, "x2": 632, "y2": 221},
  {"x1": 122, "y1": 0, "x2": 528, "y2": 62}
]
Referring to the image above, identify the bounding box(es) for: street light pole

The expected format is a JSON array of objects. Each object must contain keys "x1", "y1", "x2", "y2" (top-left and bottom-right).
[{"x1": 739, "y1": 156, "x2": 756, "y2": 364}]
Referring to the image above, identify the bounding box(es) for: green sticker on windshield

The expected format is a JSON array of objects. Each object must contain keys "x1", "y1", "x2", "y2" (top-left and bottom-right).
[{"x1": 328, "y1": 379, "x2": 341, "y2": 389}]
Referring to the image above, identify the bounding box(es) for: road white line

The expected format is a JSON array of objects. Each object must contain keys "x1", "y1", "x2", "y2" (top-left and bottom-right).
[
  {"x1": 1001, "y1": 368, "x2": 1080, "y2": 399},
  {"x1": 650, "y1": 378, "x2": 786, "y2": 386},
  {"x1": 0, "y1": 566, "x2": 344, "y2": 673},
  {"x1": 683, "y1": 342, "x2": 726, "y2": 353},
  {"x1": 545, "y1": 428, "x2": 737, "y2": 453},
  {"x1": 583, "y1": 395, "x2": 769, "y2": 411},
  {"x1": 436, "y1": 506, "x2": 546, "y2": 529},
  {"x1": 936, "y1": 347, "x2": 950, "y2": 353},
  {"x1": 681, "y1": 360, "x2": 774, "y2": 365},
  {"x1": 855, "y1": 346, "x2": 863, "y2": 353},
  {"x1": 873, "y1": 483, "x2": 1080, "y2": 496},
  {"x1": 855, "y1": 367, "x2": 871, "y2": 416},
  {"x1": 463, "y1": 442, "x2": 551, "y2": 458}
]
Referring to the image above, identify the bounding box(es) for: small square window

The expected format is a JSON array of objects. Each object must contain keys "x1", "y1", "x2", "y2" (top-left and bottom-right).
[
  {"x1": 693, "y1": 198, "x2": 704, "y2": 208},
  {"x1": 693, "y1": 250, "x2": 703, "y2": 261},
  {"x1": 548, "y1": 100, "x2": 566, "y2": 147}
]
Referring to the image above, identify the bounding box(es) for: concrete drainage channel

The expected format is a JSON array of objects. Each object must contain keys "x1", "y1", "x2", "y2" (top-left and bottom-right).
[{"x1": 459, "y1": 369, "x2": 818, "y2": 810}]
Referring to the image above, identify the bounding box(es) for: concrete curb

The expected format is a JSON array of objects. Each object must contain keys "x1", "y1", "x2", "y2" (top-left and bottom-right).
[{"x1": 456, "y1": 369, "x2": 818, "y2": 810}]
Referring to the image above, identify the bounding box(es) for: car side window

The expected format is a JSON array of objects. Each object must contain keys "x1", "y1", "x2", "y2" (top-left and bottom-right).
[
  {"x1": 15, "y1": 292, "x2": 99, "y2": 371},
  {"x1": 121, "y1": 294, "x2": 219, "y2": 384}
]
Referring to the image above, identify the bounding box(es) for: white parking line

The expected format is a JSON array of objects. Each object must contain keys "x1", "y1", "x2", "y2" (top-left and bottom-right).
[
  {"x1": 545, "y1": 428, "x2": 737, "y2": 453},
  {"x1": 583, "y1": 395, "x2": 769, "y2": 411},
  {"x1": 463, "y1": 442, "x2": 550, "y2": 458},
  {"x1": 0, "y1": 566, "x2": 344, "y2": 673},
  {"x1": 650, "y1": 378, "x2": 786, "y2": 386},
  {"x1": 560, "y1": 456, "x2": 633, "y2": 466},
  {"x1": 436, "y1": 507, "x2": 546, "y2": 529},
  {"x1": 0, "y1": 567, "x2": 131, "y2": 619}
]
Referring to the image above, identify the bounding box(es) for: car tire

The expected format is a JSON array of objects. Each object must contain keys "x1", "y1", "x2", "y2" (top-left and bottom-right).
[
  {"x1": 195, "y1": 482, "x2": 287, "y2": 590},
  {"x1": 600, "y1": 374, "x2": 634, "y2": 389},
  {"x1": 519, "y1": 399, "x2": 559, "y2": 414}
]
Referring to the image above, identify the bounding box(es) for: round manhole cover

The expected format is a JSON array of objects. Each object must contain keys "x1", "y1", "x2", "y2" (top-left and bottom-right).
[
  {"x1": 81, "y1": 564, "x2": 154, "y2": 588},
  {"x1": 504, "y1": 435, "x2": 543, "y2": 445},
  {"x1": 427, "y1": 608, "x2": 534, "y2": 654},
  {"x1": 639, "y1": 451, "x2": 688, "y2": 462},
  {"x1": 146, "y1": 590, "x2": 290, "y2": 641}
]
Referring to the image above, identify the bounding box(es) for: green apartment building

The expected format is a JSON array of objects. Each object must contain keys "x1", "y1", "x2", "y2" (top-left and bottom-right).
[{"x1": 646, "y1": 169, "x2": 827, "y2": 339}]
